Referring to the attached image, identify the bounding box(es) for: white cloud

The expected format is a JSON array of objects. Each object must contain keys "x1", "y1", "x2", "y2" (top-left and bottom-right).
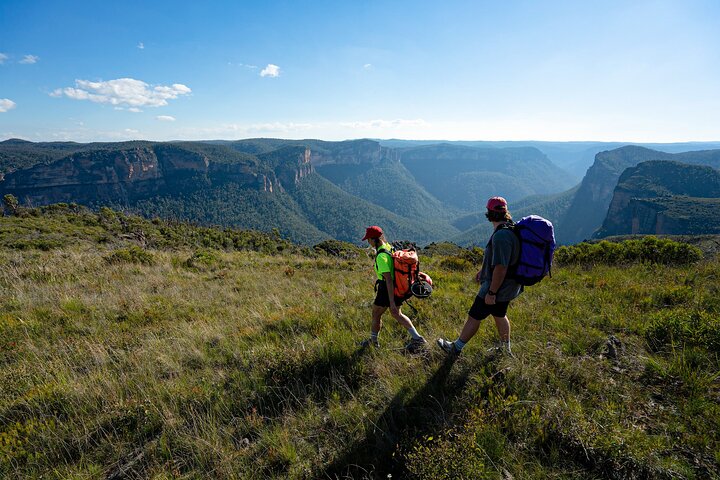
[
  {"x1": 260, "y1": 64, "x2": 280, "y2": 77},
  {"x1": 20, "y1": 55, "x2": 39, "y2": 64},
  {"x1": 0, "y1": 53, "x2": 8, "y2": 64},
  {"x1": 127, "y1": 107, "x2": 142, "y2": 113},
  {"x1": 363, "y1": 63, "x2": 372, "y2": 69},
  {"x1": 239, "y1": 63, "x2": 258, "y2": 70},
  {"x1": 51, "y1": 78, "x2": 192, "y2": 109},
  {"x1": 156, "y1": 115, "x2": 176, "y2": 122},
  {"x1": 0, "y1": 99, "x2": 16, "y2": 112},
  {"x1": 137, "y1": 42, "x2": 145, "y2": 49}
]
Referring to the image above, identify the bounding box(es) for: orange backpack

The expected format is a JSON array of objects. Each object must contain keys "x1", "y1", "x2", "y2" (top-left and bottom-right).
[{"x1": 377, "y1": 247, "x2": 420, "y2": 299}]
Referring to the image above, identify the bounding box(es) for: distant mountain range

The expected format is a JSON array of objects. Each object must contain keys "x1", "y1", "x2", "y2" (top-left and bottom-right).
[
  {"x1": 2, "y1": 138, "x2": 720, "y2": 245},
  {"x1": 378, "y1": 139, "x2": 720, "y2": 180}
]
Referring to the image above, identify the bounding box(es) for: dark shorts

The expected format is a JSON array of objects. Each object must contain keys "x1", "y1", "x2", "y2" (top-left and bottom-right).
[
  {"x1": 373, "y1": 280, "x2": 406, "y2": 308},
  {"x1": 468, "y1": 295, "x2": 511, "y2": 320}
]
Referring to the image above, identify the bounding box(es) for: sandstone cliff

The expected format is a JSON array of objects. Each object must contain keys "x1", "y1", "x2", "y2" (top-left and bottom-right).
[
  {"x1": 0, "y1": 143, "x2": 313, "y2": 206},
  {"x1": 595, "y1": 160, "x2": 720, "y2": 237}
]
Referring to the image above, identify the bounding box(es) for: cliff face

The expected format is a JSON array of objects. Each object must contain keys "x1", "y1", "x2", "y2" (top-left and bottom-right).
[
  {"x1": 558, "y1": 146, "x2": 672, "y2": 243},
  {"x1": 0, "y1": 144, "x2": 313, "y2": 206},
  {"x1": 308, "y1": 140, "x2": 397, "y2": 167},
  {"x1": 595, "y1": 161, "x2": 720, "y2": 237}
]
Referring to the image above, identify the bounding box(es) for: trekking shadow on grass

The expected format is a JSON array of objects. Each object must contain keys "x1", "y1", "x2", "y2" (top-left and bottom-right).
[
  {"x1": 248, "y1": 345, "x2": 368, "y2": 420},
  {"x1": 321, "y1": 353, "x2": 468, "y2": 480}
]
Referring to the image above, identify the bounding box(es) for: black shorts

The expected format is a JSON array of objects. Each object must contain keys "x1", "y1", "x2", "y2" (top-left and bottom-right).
[
  {"x1": 468, "y1": 295, "x2": 511, "y2": 320},
  {"x1": 373, "y1": 280, "x2": 406, "y2": 308}
]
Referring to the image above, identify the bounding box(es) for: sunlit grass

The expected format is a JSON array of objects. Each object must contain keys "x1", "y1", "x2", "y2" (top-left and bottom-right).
[{"x1": 0, "y1": 209, "x2": 718, "y2": 478}]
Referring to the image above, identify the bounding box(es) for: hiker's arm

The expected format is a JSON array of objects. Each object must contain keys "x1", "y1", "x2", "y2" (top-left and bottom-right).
[
  {"x1": 485, "y1": 265, "x2": 507, "y2": 305},
  {"x1": 382, "y1": 271, "x2": 399, "y2": 315}
]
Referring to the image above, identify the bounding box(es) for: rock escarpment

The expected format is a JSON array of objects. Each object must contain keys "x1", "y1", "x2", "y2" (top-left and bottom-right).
[
  {"x1": 595, "y1": 160, "x2": 720, "y2": 237},
  {"x1": 559, "y1": 146, "x2": 720, "y2": 243},
  {"x1": 0, "y1": 143, "x2": 314, "y2": 206}
]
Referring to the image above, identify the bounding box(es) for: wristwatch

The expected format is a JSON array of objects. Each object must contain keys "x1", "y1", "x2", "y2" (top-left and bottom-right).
[{"x1": 487, "y1": 290, "x2": 497, "y2": 296}]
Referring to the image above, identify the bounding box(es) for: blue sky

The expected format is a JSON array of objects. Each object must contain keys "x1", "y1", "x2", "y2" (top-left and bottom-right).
[{"x1": 1, "y1": 0, "x2": 719, "y2": 142}]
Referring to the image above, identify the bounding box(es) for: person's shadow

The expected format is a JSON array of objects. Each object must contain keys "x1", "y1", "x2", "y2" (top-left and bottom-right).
[{"x1": 321, "y1": 353, "x2": 468, "y2": 479}]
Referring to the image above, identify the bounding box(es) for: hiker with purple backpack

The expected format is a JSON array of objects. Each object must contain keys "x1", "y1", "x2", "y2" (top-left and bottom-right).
[{"x1": 437, "y1": 196, "x2": 556, "y2": 357}]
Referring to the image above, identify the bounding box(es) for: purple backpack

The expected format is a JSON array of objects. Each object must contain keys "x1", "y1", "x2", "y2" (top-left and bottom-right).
[{"x1": 499, "y1": 215, "x2": 556, "y2": 286}]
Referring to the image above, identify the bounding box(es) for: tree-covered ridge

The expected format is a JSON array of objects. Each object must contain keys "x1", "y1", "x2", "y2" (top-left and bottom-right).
[{"x1": 615, "y1": 160, "x2": 720, "y2": 197}]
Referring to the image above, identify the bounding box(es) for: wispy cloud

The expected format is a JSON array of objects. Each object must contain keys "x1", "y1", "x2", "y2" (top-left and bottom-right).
[
  {"x1": 0, "y1": 99, "x2": 16, "y2": 112},
  {"x1": 260, "y1": 64, "x2": 280, "y2": 77},
  {"x1": 339, "y1": 118, "x2": 428, "y2": 129},
  {"x1": 156, "y1": 115, "x2": 176, "y2": 122},
  {"x1": 0, "y1": 53, "x2": 8, "y2": 64},
  {"x1": 51, "y1": 78, "x2": 191, "y2": 109},
  {"x1": 137, "y1": 42, "x2": 145, "y2": 50},
  {"x1": 363, "y1": 63, "x2": 372, "y2": 69},
  {"x1": 20, "y1": 54, "x2": 39, "y2": 64}
]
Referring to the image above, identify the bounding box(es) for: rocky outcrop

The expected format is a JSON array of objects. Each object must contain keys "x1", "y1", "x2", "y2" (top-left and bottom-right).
[
  {"x1": 595, "y1": 160, "x2": 720, "y2": 237},
  {"x1": 0, "y1": 143, "x2": 315, "y2": 207},
  {"x1": 308, "y1": 139, "x2": 397, "y2": 167},
  {"x1": 558, "y1": 146, "x2": 672, "y2": 243}
]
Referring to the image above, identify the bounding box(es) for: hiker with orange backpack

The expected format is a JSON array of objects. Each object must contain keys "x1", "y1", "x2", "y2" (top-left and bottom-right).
[{"x1": 360, "y1": 225, "x2": 428, "y2": 353}]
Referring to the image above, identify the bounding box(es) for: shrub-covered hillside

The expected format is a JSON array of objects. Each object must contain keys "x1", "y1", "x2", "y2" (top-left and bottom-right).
[{"x1": 0, "y1": 207, "x2": 718, "y2": 479}]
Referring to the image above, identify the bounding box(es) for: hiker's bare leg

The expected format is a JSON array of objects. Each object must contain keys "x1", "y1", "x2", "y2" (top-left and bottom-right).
[
  {"x1": 493, "y1": 315, "x2": 510, "y2": 342},
  {"x1": 371, "y1": 305, "x2": 386, "y2": 333},
  {"x1": 458, "y1": 315, "x2": 482, "y2": 343},
  {"x1": 389, "y1": 307, "x2": 413, "y2": 330}
]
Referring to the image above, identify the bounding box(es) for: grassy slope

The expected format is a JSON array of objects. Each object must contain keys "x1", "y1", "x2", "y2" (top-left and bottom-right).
[{"x1": 1, "y1": 210, "x2": 719, "y2": 479}]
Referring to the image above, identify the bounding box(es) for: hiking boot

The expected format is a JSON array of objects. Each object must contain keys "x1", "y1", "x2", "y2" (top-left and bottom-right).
[
  {"x1": 360, "y1": 337, "x2": 380, "y2": 348},
  {"x1": 404, "y1": 336, "x2": 428, "y2": 354},
  {"x1": 436, "y1": 338, "x2": 461, "y2": 356}
]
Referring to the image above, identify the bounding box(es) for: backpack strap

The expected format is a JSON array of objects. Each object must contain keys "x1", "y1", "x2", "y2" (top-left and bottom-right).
[
  {"x1": 489, "y1": 222, "x2": 521, "y2": 276},
  {"x1": 376, "y1": 247, "x2": 393, "y2": 259}
]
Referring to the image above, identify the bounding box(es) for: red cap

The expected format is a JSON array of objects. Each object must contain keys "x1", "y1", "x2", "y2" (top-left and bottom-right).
[
  {"x1": 486, "y1": 196, "x2": 508, "y2": 212},
  {"x1": 362, "y1": 225, "x2": 384, "y2": 241}
]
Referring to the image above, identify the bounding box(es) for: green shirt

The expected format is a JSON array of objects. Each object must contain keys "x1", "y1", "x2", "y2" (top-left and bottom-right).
[{"x1": 374, "y1": 242, "x2": 394, "y2": 281}]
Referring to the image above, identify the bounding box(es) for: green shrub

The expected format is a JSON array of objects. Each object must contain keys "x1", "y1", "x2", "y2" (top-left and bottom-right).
[
  {"x1": 185, "y1": 248, "x2": 222, "y2": 270},
  {"x1": 421, "y1": 242, "x2": 464, "y2": 257},
  {"x1": 460, "y1": 246, "x2": 484, "y2": 266},
  {"x1": 439, "y1": 256, "x2": 474, "y2": 271},
  {"x1": 103, "y1": 246, "x2": 155, "y2": 265},
  {"x1": 556, "y1": 237, "x2": 703, "y2": 266},
  {"x1": 313, "y1": 239, "x2": 363, "y2": 259}
]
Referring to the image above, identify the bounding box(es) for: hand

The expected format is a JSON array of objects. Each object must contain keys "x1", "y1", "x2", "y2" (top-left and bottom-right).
[
  {"x1": 485, "y1": 293, "x2": 496, "y2": 305},
  {"x1": 474, "y1": 271, "x2": 482, "y2": 283},
  {"x1": 390, "y1": 303, "x2": 400, "y2": 317}
]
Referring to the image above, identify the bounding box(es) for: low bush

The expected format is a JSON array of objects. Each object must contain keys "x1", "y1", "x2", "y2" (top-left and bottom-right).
[
  {"x1": 313, "y1": 239, "x2": 363, "y2": 259},
  {"x1": 185, "y1": 248, "x2": 222, "y2": 270},
  {"x1": 556, "y1": 237, "x2": 703, "y2": 266},
  {"x1": 104, "y1": 246, "x2": 155, "y2": 265},
  {"x1": 439, "y1": 256, "x2": 474, "y2": 271}
]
